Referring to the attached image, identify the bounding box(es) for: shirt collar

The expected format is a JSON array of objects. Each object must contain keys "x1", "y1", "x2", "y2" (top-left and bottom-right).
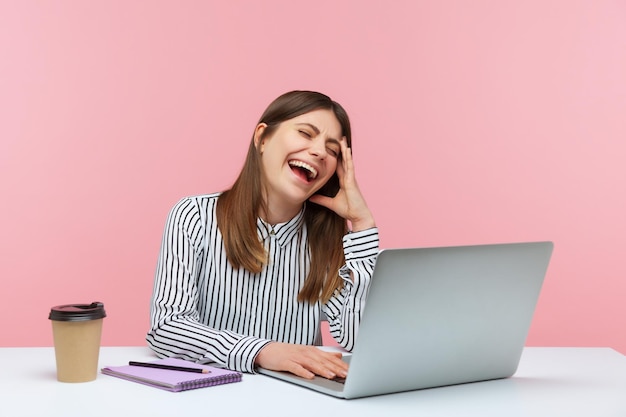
[{"x1": 257, "y1": 207, "x2": 305, "y2": 247}]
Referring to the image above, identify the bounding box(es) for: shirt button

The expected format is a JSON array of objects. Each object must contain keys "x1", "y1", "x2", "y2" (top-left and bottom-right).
[{"x1": 346, "y1": 238, "x2": 353, "y2": 245}]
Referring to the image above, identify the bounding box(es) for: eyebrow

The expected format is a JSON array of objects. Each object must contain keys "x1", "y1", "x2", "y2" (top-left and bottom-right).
[{"x1": 296, "y1": 123, "x2": 341, "y2": 146}]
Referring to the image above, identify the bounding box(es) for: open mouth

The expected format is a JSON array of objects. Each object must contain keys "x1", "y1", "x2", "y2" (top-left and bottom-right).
[{"x1": 288, "y1": 160, "x2": 318, "y2": 182}]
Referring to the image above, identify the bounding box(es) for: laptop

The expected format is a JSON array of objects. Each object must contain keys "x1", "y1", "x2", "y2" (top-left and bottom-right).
[{"x1": 257, "y1": 241, "x2": 554, "y2": 399}]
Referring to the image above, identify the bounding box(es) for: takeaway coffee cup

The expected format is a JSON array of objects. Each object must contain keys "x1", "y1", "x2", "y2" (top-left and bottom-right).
[{"x1": 48, "y1": 302, "x2": 106, "y2": 382}]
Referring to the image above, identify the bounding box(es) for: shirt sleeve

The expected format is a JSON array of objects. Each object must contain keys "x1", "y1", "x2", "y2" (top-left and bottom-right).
[
  {"x1": 322, "y1": 227, "x2": 380, "y2": 351},
  {"x1": 145, "y1": 198, "x2": 271, "y2": 373}
]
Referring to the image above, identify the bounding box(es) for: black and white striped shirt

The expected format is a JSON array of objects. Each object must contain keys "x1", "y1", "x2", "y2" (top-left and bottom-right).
[{"x1": 146, "y1": 193, "x2": 379, "y2": 373}]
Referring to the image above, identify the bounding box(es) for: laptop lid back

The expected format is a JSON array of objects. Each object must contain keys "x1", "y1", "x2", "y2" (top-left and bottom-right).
[{"x1": 342, "y1": 241, "x2": 553, "y2": 398}]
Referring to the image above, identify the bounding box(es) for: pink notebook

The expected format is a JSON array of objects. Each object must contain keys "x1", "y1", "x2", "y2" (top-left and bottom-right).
[{"x1": 101, "y1": 358, "x2": 242, "y2": 392}]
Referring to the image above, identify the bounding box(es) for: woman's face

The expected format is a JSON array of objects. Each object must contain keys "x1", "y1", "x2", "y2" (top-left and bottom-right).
[{"x1": 255, "y1": 108, "x2": 342, "y2": 210}]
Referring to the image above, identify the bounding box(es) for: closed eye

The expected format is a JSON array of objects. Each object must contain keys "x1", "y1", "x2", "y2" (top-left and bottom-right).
[
  {"x1": 298, "y1": 130, "x2": 312, "y2": 138},
  {"x1": 326, "y1": 139, "x2": 340, "y2": 158}
]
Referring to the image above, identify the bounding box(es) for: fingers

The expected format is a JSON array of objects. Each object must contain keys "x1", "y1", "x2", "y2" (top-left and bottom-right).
[
  {"x1": 286, "y1": 363, "x2": 316, "y2": 379},
  {"x1": 311, "y1": 351, "x2": 348, "y2": 379},
  {"x1": 340, "y1": 137, "x2": 353, "y2": 169},
  {"x1": 285, "y1": 349, "x2": 347, "y2": 380},
  {"x1": 337, "y1": 137, "x2": 352, "y2": 181}
]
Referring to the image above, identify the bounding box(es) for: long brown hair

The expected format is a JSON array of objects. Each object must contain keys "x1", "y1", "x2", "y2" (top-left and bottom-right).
[{"x1": 215, "y1": 90, "x2": 352, "y2": 303}]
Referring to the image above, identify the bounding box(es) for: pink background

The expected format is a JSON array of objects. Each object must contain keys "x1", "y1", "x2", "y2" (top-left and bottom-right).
[{"x1": 1, "y1": 1, "x2": 625, "y2": 353}]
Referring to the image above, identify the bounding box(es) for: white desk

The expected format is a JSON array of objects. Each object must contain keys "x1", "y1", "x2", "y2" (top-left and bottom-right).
[{"x1": 1, "y1": 347, "x2": 624, "y2": 416}]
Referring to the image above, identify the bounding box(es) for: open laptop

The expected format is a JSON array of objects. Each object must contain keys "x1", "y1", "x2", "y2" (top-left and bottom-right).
[{"x1": 257, "y1": 241, "x2": 553, "y2": 399}]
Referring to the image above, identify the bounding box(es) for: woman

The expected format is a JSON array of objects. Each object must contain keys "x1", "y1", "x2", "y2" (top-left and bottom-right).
[{"x1": 147, "y1": 90, "x2": 379, "y2": 380}]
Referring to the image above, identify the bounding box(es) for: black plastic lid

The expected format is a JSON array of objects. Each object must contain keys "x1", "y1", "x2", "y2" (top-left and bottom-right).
[{"x1": 48, "y1": 302, "x2": 106, "y2": 322}]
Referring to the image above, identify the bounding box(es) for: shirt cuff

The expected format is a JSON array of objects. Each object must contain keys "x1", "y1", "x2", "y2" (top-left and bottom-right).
[
  {"x1": 342, "y1": 227, "x2": 379, "y2": 267},
  {"x1": 228, "y1": 335, "x2": 273, "y2": 373}
]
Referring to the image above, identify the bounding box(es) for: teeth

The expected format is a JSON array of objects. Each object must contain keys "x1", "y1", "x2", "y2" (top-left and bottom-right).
[{"x1": 289, "y1": 160, "x2": 318, "y2": 180}]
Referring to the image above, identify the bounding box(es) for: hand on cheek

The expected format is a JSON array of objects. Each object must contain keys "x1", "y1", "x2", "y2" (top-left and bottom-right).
[{"x1": 309, "y1": 138, "x2": 375, "y2": 232}]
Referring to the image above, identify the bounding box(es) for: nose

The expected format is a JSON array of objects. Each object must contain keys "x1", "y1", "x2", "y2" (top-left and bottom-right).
[{"x1": 308, "y1": 137, "x2": 327, "y2": 159}]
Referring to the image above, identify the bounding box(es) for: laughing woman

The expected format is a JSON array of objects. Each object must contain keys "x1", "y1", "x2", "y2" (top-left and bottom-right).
[{"x1": 147, "y1": 90, "x2": 379, "y2": 380}]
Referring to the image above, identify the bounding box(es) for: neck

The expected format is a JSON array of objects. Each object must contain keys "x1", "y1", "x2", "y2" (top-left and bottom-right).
[{"x1": 259, "y1": 201, "x2": 303, "y2": 225}]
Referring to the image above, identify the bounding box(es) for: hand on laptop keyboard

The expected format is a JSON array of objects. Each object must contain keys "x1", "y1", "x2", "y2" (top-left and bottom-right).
[{"x1": 255, "y1": 342, "x2": 349, "y2": 380}]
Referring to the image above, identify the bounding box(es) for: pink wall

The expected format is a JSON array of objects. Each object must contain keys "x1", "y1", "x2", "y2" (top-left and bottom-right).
[{"x1": 1, "y1": 1, "x2": 625, "y2": 353}]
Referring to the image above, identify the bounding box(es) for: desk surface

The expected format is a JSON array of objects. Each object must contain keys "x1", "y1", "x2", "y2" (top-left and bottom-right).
[{"x1": 1, "y1": 347, "x2": 624, "y2": 417}]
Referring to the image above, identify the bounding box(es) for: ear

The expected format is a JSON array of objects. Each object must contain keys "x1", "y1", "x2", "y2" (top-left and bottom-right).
[{"x1": 253, "y1": 123, "x2": 268, "y2": 151}]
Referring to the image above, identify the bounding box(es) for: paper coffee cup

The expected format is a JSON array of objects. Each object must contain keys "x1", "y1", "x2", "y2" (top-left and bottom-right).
[{"x1": 49, "y1": 302, "x2": 106, "y2": 382}]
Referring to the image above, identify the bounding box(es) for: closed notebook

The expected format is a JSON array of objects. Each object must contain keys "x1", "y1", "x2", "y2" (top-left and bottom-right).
[{"x1": 101, "y1": 358, "x2": 242, "y2": 392}]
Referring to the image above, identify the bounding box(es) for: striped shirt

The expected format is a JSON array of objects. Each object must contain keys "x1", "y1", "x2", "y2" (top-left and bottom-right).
[{"x1": 146, "y1": 193, "x2": 379, "y2": 373}]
